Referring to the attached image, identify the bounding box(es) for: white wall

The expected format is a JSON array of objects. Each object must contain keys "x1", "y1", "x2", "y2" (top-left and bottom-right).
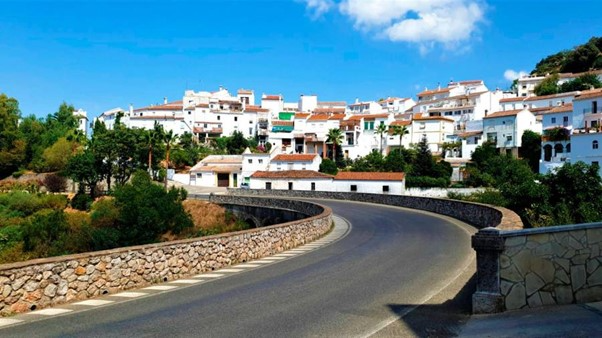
[
  {"x1": 334, "y1": 180, "x2": 404, "y2": 195},
  {"x1": 250, "y1": 178, "x2": 332, "y2": 191}
]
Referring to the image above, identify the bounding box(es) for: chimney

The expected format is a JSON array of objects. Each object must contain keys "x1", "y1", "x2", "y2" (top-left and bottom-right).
[
  {"x1": 129, "y1": 104, "x2": 133, "y2": 115},
  {"x1": 355, "y1": 98, "x2": 359, "y2": 104},
  {"x1": 163, "y1": 97, "x2": 167, "y2": 104}
]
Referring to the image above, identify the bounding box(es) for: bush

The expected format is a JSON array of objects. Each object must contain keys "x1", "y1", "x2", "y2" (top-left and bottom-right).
[
  {"x1": 319, "y1": 159, "x2": 338, "y2": 175},
  {"x1": 40, "y1": 194, "x2": 68, "y2": 210},
  {"x1": 90, "y1": 198, "x2": 120, "y2": 228},
  {"x1": 11, "y1": 169, "x2": 25, "y2": 179},
  {"x1": 3, "y1": 192, "x2": 42, "y2": 216},
  {"x1": 21, "y1": 209, "x2": 70, "y2": 257},
  {"x1": 43, "y1": 173, "x2": 67, "y2": 193},
  {"x1": 406, "y1": 176, "x2": 449, "y2": 188},
  {"x1": 71, "y1": 192, "x2": 93, "y2": 211}
]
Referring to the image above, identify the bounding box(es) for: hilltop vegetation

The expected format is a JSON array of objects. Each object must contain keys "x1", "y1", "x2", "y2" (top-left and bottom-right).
[{"x1": 531, "y1": 36, "x2": 602, "y2": 75}]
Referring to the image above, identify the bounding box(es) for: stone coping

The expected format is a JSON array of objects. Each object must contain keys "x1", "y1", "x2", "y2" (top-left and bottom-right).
[
  {"x1": 0, "y1": 198, "x2": 332, "y2": 272},
  {"x1": 499, "y1": 221, "x2": 602, "y2": 237}
]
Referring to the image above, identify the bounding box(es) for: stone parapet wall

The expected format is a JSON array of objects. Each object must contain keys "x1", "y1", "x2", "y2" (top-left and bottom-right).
[
  {"x1": 0, "y1": 197, "x2": 332, "y2": 315},
  {"x1": 227, "y1": 189, "x2": 523, "y2": 230},
  {"x1": 472, "y1": 223, "x2": 602, "y2": 313}
]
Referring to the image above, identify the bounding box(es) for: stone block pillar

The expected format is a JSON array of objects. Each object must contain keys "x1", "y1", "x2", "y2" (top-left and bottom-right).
[{"x1": 472, "y1": 227, "x2": 505, "y2": 314}]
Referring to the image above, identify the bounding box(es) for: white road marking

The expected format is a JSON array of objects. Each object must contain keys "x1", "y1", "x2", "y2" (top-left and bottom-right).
[
  {"x1": 251, "y1": 260, "x2": 275, "y2": 264},
  {"x1": 73, "y1": 300, "x2": 114, "y2": 306},
  {"x1": 236, "y1": 264, "x2": 261, "y2": 268},
  {"x1": 258, "y1": 256, "x2": 287, "y2": 260},
  {"x1": 273, "y1": 253, "x2": 298, "y2": 257},
  {"x1": 110, "y1": 292, "x2": 147, "y2": 298},
  {"x1": 169, "y1": 279, "x2": 202, "y2": 284},
  {"x1": 193, "y1": 273, "x2": 223, "y2": 278},
  {"x1": 0, "y1": 318, "x2": 23, "y2": 327},
  {"x1": 144, "y1": 285, "x2": 178, "y2": 291},
  {"x1": 218, "y1": 268, "x2": 244, "y2": 272},
  {"x1": 28, "y1": 308, "x2": 73, "y2": 316}
]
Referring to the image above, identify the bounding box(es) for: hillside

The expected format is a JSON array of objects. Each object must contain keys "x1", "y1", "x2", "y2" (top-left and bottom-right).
[{"x1": 531, "y1": 36, "x2": 602, "y2": 75}]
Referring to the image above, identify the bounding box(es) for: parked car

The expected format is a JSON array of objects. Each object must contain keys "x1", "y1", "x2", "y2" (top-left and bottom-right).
[{"x1": 240, "y1": 182, "x2": 250, "y2": 189}]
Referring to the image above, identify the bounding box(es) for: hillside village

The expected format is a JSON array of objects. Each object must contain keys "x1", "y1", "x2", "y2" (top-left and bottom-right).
[{"x1": 79, "y1": 69, "x2": 602, "y2": 194}]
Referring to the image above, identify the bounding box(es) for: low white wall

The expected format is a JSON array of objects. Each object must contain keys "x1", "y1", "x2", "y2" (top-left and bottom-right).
[{"x1": 404, "y1": 188, "x2": 487, "y2": 198}]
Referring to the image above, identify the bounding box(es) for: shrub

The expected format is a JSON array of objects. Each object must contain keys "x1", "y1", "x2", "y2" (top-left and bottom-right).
[
  {"x1": 90, "y1": 198, "x2": 120, "y2": 228},
  {"x1": 40, "y1": 194, "x2": 68, "y2": 210},
  {"x1": 406, "y1": 176, "x2": 449, "y2": 188},
  {"x1": 43, "y1": 173, "x2": 67, "y2": 193},
  {"x1": 4, "y1": 192, "x2": 42, "y2": 216},
  {"x1": 11, "y1": 169, "x2": 25, "y2": 179},
  {"x1": 22, "y1": 209, "x2": 70, "y2": 257},
  {"x1": 71, "y1": 192, "x2": 93, "y2": 211}
]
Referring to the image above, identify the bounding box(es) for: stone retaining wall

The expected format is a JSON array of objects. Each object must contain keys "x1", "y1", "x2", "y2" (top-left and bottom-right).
[
  {"x1": 0, "y1": 196, "x2": 332, "y2": 315},
  {"x1": 227, "y1": 189, "x2": 523, "y2": 230},
  {"x1": 472, "y1": 223, "x2": 602, "y2": 313}
]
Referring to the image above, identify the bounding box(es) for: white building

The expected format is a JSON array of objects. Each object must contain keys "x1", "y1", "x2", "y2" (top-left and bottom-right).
[
  {"x1": 347, "y1": 100, "x2": 384, "y2": 115},
  {"x1": 410, "y1": 116, "x2": 455, "y2": 154},
  {"x1": 379, "y1": 97, "x2": 416, "y2": 113},
  {"x1": 270, "y1": 154, "x2": 322, "y2": 171},
  {"x1": 482, "y1": 108, "x2": 541, "y2": 156},
  {"x1": 189, "y1": 155, "x2": 243, "y2": 188},
  {"x1": 73, "y1": 108, "x2": 88, "y2": 136},
  {"x1": 571, "y1": 89, "x2": 602, "y2": 175},
  {"x1": 333, "y1": 172, "x2": 405, "y2": 195},
  {"x1": 540, "y1": 103, "x2": 573, "y2": 174}
]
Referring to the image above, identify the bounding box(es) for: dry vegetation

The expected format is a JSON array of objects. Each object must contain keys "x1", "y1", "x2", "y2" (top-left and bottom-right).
[{"x1": 182, "y1": 200, "x2": 250, "y2": 237}]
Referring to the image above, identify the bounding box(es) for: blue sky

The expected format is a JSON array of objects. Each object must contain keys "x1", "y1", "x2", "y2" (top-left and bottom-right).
[{"x1": 0, "y1": 0, "x2": 600, "y2": 119}]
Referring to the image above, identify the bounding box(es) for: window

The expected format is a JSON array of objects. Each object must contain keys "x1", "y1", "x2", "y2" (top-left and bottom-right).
[
  {"x1": 288, "y1": 182, "x2": 293, "y2": 190},
  {"x1": 382, "y1": 185, "x2": 390, "y2": 193},
  {"x1": 234, "y1": 117, "x2": 238, "y2": 122},
  {"x1": 594, "y1": 140, "x2": 599, "y2": 150},
  {"x1": 196, "y1": 173, "x2": 202, "y2": 178},
  {"x1": 350, "y1": 185, "x2": 357, "y2": 192},
  {"x1": 248, "y1": 159, "x2": 253, "y2": 164},
  {"x1": 266, "y1": 182, "x2": 272, "y2": 190},
  {"x1": 217, "y1": 116, "x2": 221, "y2": 121},
  {"x1": 188, "y1": 111, "x2": 192, "y2": 115},
  {"x1": 419, "y1": 123, "x2": 426, "y2": 130},
  {"x1": 311, "y1": 182, "x2": 316, "y2": 191},
  {"x1": 506, "y1": 135, "x2": 512, "y2": 142},
  {"x1": 551, "y1": 117, "x2": 556, "y2": 124},
  {"x1": 258, "y1": 159, "x2": 263, "y2": 164}
]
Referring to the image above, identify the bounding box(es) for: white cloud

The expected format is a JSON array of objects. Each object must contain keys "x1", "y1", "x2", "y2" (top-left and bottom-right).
[
  {"x1": 303, "y1": 0, "x2": 487, "y2": 52},
  {"x1": 304, "y1": 0, "x2": 334, "y2": 19},
  {"x1": 504, "y1": 69, "x2": 528, "y2": 81}
]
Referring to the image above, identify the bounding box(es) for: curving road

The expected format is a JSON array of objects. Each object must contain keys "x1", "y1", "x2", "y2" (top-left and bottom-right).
[{"x1": 1, "y1": 199, "x2": 476, "y2": 337}]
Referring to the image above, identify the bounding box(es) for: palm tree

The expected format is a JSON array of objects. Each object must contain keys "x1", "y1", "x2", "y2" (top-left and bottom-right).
[
  {"x1": 163, "y1": 130, "x2": 178, "y2": 190},
  {"x1": 391, "y1": 124, "x2": 409, "y2": 154},
  {"x1": 326, "y1": 128, "x2": 344, "y2": 161},
  {"x1": 375, "y1": 123, "x2": 388, "y2": 155},
  {"x1": 145, "y1": 122, "x2": 164, "y2": 177}
]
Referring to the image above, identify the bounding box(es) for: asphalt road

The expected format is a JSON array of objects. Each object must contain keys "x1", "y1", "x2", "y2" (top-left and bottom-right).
[{"x1": 1, "y1": 199, "x2": 476, "y2": 338}]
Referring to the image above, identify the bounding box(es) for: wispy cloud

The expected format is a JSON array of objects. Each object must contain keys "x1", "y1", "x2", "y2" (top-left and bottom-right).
[
  {"x1": 303, "y1": 0, "x2": 487, "y2": 53},
  {"x1": 303, "y1": 0, "x2": 334, "y2": 19},
  {"x1": 504, "y1": 69, "x2": 528, "y2": 81}
]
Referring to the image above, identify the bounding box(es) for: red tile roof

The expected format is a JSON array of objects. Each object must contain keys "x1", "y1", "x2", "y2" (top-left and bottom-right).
[
  {"x1": 251, "y1": 170, "x2": 332, "y2": 179},
  {"x1": 390, "y1": 120, "x2": 411, "y2": 126},
  {"x1": 308, "y1": 114, "x2": 330, "y2": 121},
  {"x1": 417, "y1": 87, "x2": 450, "y2": 97},
  {"x1": 133, "y1": 101, "x2": 183, "y2": 112},
  {"x1": 272, "y1": 154, "x2": 318, "y2": 162},
  {"x1": 244, "y1": 105, "x2": 269, "y2": 113},
  {"x1": 575, "y1": 88, "x2": 602, "y2": 101},
  {"x1": 328, "y1": 113, "x2": 347, "y2": 120},
  {"x1": 524, "y1": 91, "x2": 579, "y2": 102},
  {"x1": 457, "y1": 131, "x2": 483, "y2": 138},
  {"x1": 413, "y1": 116, "x2": 454, "y2": 122},
  {"x1": 295, "y1": 113, "x2": 311, "y2": 119},
  {"x1": 334, "y1": 172, "x2": 405, "y2": 181},
  {"x1": 541, "y1": 103, "x2": 573, "y2": 114},
  {"x1": 263, "y1": 95, "x2": 282, "y2": 101},
  {"x1": 272, "y1": 120, "x2": 294, "y2": 126},
  {"x1": 484, "y1": 109, "x2": 523, "y2": 119},
  {"x1": 500, "y1": 97, "x2": 524, "y2": 103},
  {"x1": 238, "y1": 89, "x2": 253, "y2": 94},
  {"x1": 313, "y1": 107, "x2": 346, "y2": 114}
]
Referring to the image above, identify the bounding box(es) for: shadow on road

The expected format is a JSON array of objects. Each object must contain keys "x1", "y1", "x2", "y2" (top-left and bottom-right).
[{"x1": 379, "y1": 273, "x2": 476, "y2": 337}]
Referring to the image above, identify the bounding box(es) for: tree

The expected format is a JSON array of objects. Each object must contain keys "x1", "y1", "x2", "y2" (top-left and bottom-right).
[
  {"x1": 519, "y1": 130, "x2": 542, "y2": 173},
  {"x1": 534, "y1": 74, "x2": 559, "y2": 96},
  {"x1": 42, "y1": 137, "x2": 78, "y2": 172},
  {"x1": 0, "y1": 94, "x2": 26, "y2": 178},
  {"x1": 561, "y1": 42, "x2": 601, "y2": 73},
  {"x1": 144, "y1": 122, "x2": 165, "y2": 178},
  {"x1": 163, "y1": 130, "x2": 178, "y2": 190},
  {"x1": 319, "y1": 158, "x2": 338, "y2": 175},
  {"x1": 532, "y1": 51, "x2": 570, "y2": 75},
  {"x1": 390, "y1": 125, "x2": 409, "y2": 154},
  {"x1": 64, "y1": 150, "x2": 101, "y2": 198},
  {"x1": 350, "y1": 150, "x2": 385, "y2": 172},
  {"x1": 559, "y1": 73, "x2": 602, "y2": 93},
  {"x1": 326, "y1": 128, "x2": 344, "y2": 161},
  {"x1": 412, "y1": 135, "x2": 436, "y2": 177},
  {"x1": 375, "y1": 123, "x2": 388, "y2": 155}
]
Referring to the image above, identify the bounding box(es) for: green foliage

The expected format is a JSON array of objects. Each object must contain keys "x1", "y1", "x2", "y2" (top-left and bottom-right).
[
  {"x1": 448, "y1": 189, "x2": 508, "y2": 207},
  {"x1": 560, "y1": 41, "x2": 601, "y2": 73},
  {"x1": 406, "y1": 176, "x2": 449, "y2": 188},
  {"x1": 534, "y1": 74, "x2": 559, "y2": 96},
  {"x1": 558, "y1": 73, "x2": 602, "y2": 92},
  {"x1": 43, "y1": 173, "x2": 67, "y2": 193},
  {"x1": 383, "y1": 149, "x2": 407, "y2": 172},
  {"x1": 319, "y1": 158, "x2": 338, "y2": 175},
  {"x1": 90, "y1": 198, "x2": 120, "y2": 228},
  {"x1": 350, "y1": 150, "x2": 385, "y2": 172},
  {"x1": 532, "y1": 51, "x2": 570, "y2": 75},
  {"x1": 42, "y1": 137, "x2": 78, "y2": 172},
  {"x1": 326, "y1": 128, "x2": 344, "y2": 161},
  {"x1": 0, "y1": 94, "x2": 26, "y2": 178},
  {"x1": 65, "y1": 150, "x2": 101, "y2": 198},
  {"x1": 71, "y1": 192, "x2": 93, "y2": 211},
  {"x1": 519, "y1": 130, "x2": 542, "y2": 173},
  {"x1": 22, "y1": 209, "x2": 69, "y2": 256},
  {"x1": 112, "y1": 171, "x2": 193, "y2": 246}
]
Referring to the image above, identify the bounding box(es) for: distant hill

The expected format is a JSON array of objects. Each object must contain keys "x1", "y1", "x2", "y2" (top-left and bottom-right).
[{"x1": 531, "y1": 37, "x2": 602, "y2": 75}]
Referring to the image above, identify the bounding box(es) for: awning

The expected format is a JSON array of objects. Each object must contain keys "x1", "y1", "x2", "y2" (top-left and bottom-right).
[{"x1": 272, "y1": 126, "x2": 293, "y2": 132}]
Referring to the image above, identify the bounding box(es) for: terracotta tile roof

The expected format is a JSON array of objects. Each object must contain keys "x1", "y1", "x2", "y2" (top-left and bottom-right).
[
  {"x1": 457, "y1": 80, "x2": 483, "y2": 85},
  {"x1": 244, "y1": 105, "x2": 269, "y2": 113},
  {"x1": 390, "y1": 120, "x2": 411, "y2": 126},
  {"x1": 334, "y1": 172, "x2": 405, "y2": 181},
  {"x1": 558, "y1": 69, "x2": 602, "y2": 79},
  {"x1": 295, "y1": 113, "x2": 311, "y2": 119},
  {"x1": 272, "y1": 120, "x2": 294, "y2": 126},
  {"x1": 318, "y1": 101, "x2": 347, "y2": 107},
  {"x1": 133, "y1": 101, "x2": 183, "y2": 112},
  {"x1": 542, "y1": 103, "x2": 573, "y2": 114},
  {"x1": 483, "y1": 109, "x2": 523, "y2": 119},
  {"x1": 346, "y1": 115, "x2": 365, "y2": 121},
  {"x1": 263, "y1": 95, "x2": 282, "y2": 101},
  {"x1": 524, "y1": 91, "x2": 580, "y2": 102},
  {"x1": 500, "y1": 97, "x2": 524, "y2": 103},
  {"x1": 251, "y1": 170, "x2": 333, "y2": 179},
  {"x1": 348, "y1": 102, "x2": 372, "y2": 107},
  {"x1": 313, "y1": 107, "x2": 346, "y2": 114},
  {"x1": 575, "y1": 88, "x2": 602, "y2": 101},
  {"x1": 417, "y1": 87, "x2": 450, "y2": 97},
  {"x1": 457, "y1": 131, "x2": 483, "y2": 138},
  {"x1": 238, "y1": 89, "x2": 253, "y2": 94},
  {"x1": 328, "y1": 114, "x2": 346, "y2": 120},
  {"x1": 196, "y1": 103, "x2": 210, "y2": 108},
  {"x1": 308, "y1": 114, "x2": 330, "y2": 121},
  {"x1": 413, "y1": 116, "x2": 454, "y2": 122},
  {"x1": 379, "y1": 97, "x2": 409, "y2": 103},
  {"x1": 357, "y1": 113, "x2": 390, "y2": 120},
  {"x1": 272, "y1": 154, "x2": 318, "y2": 162}
]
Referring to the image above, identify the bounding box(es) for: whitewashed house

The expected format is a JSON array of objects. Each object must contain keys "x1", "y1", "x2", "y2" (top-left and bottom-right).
[
  {"x1": 410, "y1": 116, "x2": 455, "y2": 154},
  {"x1": 571, "y1": 89, "x2": 602, "y2": 175},
  {"x1": 482, "y1": 108, "x2": 541, "y2": 156},
  {"x1": 270, "y1": 154, "x2": 322, "y2": 171},
  {"x1": 540, "y1": 103, "x2": 573, "y2": 174},
  {"x1": 250, "y1": 170, "x2": 333, "y2": 191},
  {"x1": 189, "y1": 155, "x2": 243, "y2": 188},
  {"x1": 333, "y1": 172, "x2": 405, "y2": 195}
]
